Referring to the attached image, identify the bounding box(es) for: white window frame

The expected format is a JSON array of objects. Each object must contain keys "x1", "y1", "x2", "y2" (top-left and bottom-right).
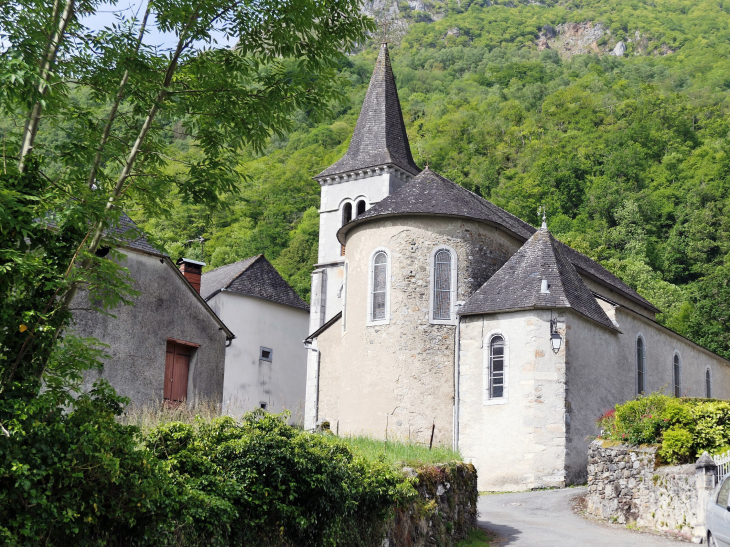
[
  {"x1": 483, "y1": 330, "x2": 509, "y2": 405},
  {"x1": 429, "y1": 246, "x2": 458, "y2": 325},
  {"x1": 636, "y1": 333, "x2": 646, "y2": 395},
  {"x1": 367, "y1": 247, "x2": 391, "y2": 326},
  {"x1": 672, "y1": 350, "x2": 681, "y2": 397},
  {"x1": 706, "y1": 367, "x2": 712, "y2": 398}
]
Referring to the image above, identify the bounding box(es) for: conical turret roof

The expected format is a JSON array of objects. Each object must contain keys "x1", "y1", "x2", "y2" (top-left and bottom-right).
[
  {"x1": 459, "y1": 224, "x2": 618, "y2": 330},
  {"x1": 316, "y1": 43, "x2": 420, "y2": 178}
]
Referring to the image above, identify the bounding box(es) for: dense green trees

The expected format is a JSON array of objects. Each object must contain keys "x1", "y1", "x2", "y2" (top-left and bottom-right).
[{"x1": 146, "y1": 0, "x2": 730, "y2": 358}]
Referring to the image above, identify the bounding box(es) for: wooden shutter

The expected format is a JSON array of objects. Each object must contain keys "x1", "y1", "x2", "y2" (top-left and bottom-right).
[{"x1": 165, "y1": 341, "x2": 190, "y2": 403}]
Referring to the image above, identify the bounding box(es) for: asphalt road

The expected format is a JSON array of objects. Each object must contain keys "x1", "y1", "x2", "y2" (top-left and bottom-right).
[{"x1": 478, "y1": 487, "x2": 688, "y2": 546}]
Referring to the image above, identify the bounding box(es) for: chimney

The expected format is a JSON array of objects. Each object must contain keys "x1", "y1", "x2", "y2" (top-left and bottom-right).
[{"x1": 178, "y1": 258, "x2": 205, "y2": 294}]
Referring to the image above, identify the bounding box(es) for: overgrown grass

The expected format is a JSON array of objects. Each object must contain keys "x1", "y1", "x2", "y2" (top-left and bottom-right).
[
  {"x1": 328, "y1": 434, "x2": 461, "y2": 466},
  {"x1": 118, "y1": 400, "x2": 221, "y2": 434},
  {"x1": 456, "y1": 528, "x2": 493, "y2": 546}
]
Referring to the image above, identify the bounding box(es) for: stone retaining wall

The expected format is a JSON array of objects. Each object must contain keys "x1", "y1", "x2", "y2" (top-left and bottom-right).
[
  {"x1": 586, "y1": 440, "x2": 716, "y2": 542},
  {"x1": 385, "y1": 462, "x2": 478, "y2": 547}
]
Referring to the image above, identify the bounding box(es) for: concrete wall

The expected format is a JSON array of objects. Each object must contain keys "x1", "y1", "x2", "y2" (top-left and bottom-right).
[
  {"x1": 565, "y1": 305, "x2": 730, "y2": 484},
  {"x1": 73, "y1": 251, "x2": 227, "y2": 407},
  {"x1": 316, "y1": 216, "x2": 522, "y2": 447},
  {"x1": 206, "y1": 291, "x2": 309, "y2": 422},
  {"x1": 457, "y1": 310, "x2": 569, "y2": 492}
]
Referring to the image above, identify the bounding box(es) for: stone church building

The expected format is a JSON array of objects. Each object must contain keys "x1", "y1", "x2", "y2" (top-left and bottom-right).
[{"x1": 304, "y1": 43, "x2": 730, "y2": 491}]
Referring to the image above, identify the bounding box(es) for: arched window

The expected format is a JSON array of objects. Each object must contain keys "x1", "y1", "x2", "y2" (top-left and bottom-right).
[
  {"x1": 357, "y1": 200, "x2": 366, "y2": 216},
  {"x1": 673, "y1": 353, "x2": 681, "y2": 397},
  {"x1": 489, "y1": 335, "x2": 505, "y2": 399},
  {"x1": 433, "y1": 249, "x2": 452, "y2": 320},
  {"x1": 371, "y1": 250, "x2": 389, "y2": 322},
  {"x1": 430, "y1": 247, "x2": 457, "y2": 324},
  {"x1": 342, "y1": 202, "x2": 353, "y2": 226},
  {"x1": 706, "y1": 368, "x2": 712, "y2": 398},
  {"x1": 636, "y1": 336, "x2": 646, "y2": 394}
]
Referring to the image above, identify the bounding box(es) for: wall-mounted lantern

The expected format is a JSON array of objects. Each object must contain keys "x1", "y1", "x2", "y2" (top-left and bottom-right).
[{"x1": 550, "y1": 316, "x2": 562, "y2": 354}]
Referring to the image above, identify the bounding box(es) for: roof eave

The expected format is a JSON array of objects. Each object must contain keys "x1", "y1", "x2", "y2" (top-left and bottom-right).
[
  {"x1": 459, "y1": 305, "x2": 620, "y2": 333},
  {"x1": 337, "y1": 212, "x2": 527, "y2": 245},
  {"x1": 305, "y1": 311, "x2": 342, "y2": 342},
  {"x1": 164, "y1": 256, "x2": 236, "y2": 340},
  {"x1": 574, "y1": 265, "x2": 661, "y2": 314}
]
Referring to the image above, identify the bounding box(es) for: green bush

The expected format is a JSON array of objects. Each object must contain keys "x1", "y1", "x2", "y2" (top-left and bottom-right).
[
  {"x1": 1, "y1": 396, "x2": 416, "y2": 546},
  {"x1": 0, "y1": 383, "x2": 176, "y2": 546},
  {"x1": 597, "y1": 392, "x2": 730, "y2": 465},
  {"x1": 144, "y1": 410, "x2": 417, "y2": 546}
]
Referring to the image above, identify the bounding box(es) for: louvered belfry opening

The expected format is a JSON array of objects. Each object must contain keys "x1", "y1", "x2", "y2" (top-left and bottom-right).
[
  {"x1": 372, "y1": 251, "x2": 388, "y2": 321},
  {"x1": 433, "y1": 249, "x2": 452, "y2": 320}
]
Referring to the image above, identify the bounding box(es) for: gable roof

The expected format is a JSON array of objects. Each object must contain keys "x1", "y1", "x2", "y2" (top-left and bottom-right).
[
  {"x1": 459, "y1": 225, "x2": 618, "y2": 331},
  {"x1": 337, "y1": 167, "x2": 659, "y2": 313},
  {"x1": 316, "y1": 43, "x2": 420, "y2": 179},
  {"x1": 109, "y1": 213, "x2": 166, "y2": 257},
  {"x1": 201, "y1": 255, "x2": 309, "y2": 311}
]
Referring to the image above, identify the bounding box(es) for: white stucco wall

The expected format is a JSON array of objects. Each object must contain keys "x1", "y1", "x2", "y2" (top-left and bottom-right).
[
  {"x1": 207, "y1": 292, "x2": 309, "y2": 423},
  {"x1": 457, "y1": 310, "x2": 569, "y2": 492},
  {"x1": 315, "y1": 216, "x2": 522, "y2": 447},
  {"x1": 565, "y1": 306, "x2": 730, "y2": 483}
]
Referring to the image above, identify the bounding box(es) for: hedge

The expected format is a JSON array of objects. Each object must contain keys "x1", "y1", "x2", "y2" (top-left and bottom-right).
[
  {"x1": 0, "y1": 383, "x2": 416, "y2": 546},
  {"x1": 597, "y1": 392, "x2": 730, "y2": 465}
]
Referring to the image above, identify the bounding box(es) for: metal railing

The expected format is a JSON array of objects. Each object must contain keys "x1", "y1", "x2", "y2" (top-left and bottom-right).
[{"x1": 713, "y1": 450, "x2": 730, "y2": 482}]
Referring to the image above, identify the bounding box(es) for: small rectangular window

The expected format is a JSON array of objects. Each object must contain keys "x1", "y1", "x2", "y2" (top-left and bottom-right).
[
  {"x1": 260, "y1": 402, "x2": 268, "y2": 410},
  {"x1": 260, "y1": 347, "x2": 273, "y2": 362}
]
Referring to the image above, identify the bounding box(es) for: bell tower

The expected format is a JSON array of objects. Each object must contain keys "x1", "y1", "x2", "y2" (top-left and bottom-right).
[{"x1": 304, "y1": 43, "x2": 420, "y2": 428}]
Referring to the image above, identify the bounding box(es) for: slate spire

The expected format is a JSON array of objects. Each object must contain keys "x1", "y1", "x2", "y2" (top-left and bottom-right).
[
  {"x1": 459, "y1": 224, "x2": 618, "y2": 331},
  {"x1": 316, "y1": 43, "x2": 420, "y2": 178}
]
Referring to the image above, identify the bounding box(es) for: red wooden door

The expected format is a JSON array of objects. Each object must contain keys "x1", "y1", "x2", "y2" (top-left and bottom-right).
[{"x1": 164, "y1": 341, "x2": 190, "y2": 403}]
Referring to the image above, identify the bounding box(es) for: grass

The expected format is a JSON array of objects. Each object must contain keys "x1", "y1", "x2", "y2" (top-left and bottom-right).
[
  {"x1": 326, "y1": 434, "x2": 461, "y2": 466},
  {"x1": 119, "y1": 400, "x2": 221, "y2": 434},
  {"x1": 456, "y1": 528, "x2": 494, "y2": 546},
  {"x1": 119, "y1": 404, "x2": 460, "y2": 467}
]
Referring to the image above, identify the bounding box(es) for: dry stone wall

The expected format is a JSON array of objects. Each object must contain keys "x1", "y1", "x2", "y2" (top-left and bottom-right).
[
  {"x1": 384, "y1": 462, "x2": 478, "y2": 547},
  {"x1": 586, "y1": 440, "x2": 716, "y2": 542}
]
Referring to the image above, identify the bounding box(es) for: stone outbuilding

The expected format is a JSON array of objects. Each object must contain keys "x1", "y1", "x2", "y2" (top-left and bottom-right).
[
  {"x1": 304, "y1": 43, "x2": 730, "y2": 491},
  {"x1": 74, "y1": 214, "x2": 234, "y2": 407},
  {"x1": 202, "y1": 255, "x2": 310, "y2": 422}
]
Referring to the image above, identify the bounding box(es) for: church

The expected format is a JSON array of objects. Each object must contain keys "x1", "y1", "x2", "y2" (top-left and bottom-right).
[{"x1": 303, "y1": 43, "x2": 730, "y2": 491}]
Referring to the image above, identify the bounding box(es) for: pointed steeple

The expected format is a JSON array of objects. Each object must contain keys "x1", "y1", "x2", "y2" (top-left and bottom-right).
[
  {"x1": 316, "y1": 43, "x2": 420, "y2": 179},
  {"x1": 459, "y1": 225, "x2": 618, "y2": 331}
]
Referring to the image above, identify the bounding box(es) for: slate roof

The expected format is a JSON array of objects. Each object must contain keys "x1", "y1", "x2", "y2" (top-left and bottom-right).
[
  {"x1": 109, "y1": 213, "x2": 165, "y2": 256},
  {"x1": 338, "y1": 167, "x2": 659, "y2": 313},
  {"x1": 338, "y1": 167, "x2": 534, "y2": 241},
  {"x1": 316, "y1": 43, "x2": 421, "y2": 178},
  {"x1": 459, "y1": 225, "x2": 619, "y2": 331},
  {"x1": 201, "y1": 255, "x2": 309, "y2": 311}
]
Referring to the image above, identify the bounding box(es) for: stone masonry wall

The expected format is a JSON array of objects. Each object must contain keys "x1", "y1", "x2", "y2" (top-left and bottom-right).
[
  {"x1": 586, "y1": 440, "x2": 713, "y2": 541},
  {"x1": 385, "y1": 462, "x2": 478, "y2": 547}
]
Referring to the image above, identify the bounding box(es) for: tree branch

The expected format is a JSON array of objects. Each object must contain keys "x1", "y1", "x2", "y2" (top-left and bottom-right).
[{"x1": 18, "y1": 0, "x2": 76, "y2": 172}]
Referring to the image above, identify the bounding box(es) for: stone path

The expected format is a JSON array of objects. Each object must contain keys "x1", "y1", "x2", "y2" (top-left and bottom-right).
[{"x1": 478, "y1": 487, "x2": 688, "y2": 546}]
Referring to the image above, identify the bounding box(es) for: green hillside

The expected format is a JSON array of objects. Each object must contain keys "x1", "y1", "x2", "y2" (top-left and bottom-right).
[{"x1": 140, "y1": 0, "x2": 730, "y2": 358}]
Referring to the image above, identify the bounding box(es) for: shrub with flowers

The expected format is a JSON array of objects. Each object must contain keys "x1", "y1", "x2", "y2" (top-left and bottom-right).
[{"x1": 596, "y1": 392, "x2": 730, "y2": 465}]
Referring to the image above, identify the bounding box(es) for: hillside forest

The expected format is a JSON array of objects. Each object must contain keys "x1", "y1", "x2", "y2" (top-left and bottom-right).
[{"x1": 21, "y1": 0, "x2": 730, "y2": 359}]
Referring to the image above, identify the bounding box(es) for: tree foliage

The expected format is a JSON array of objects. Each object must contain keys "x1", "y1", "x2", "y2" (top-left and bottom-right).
[{"x1": 144, "y1": 1, "x2": 730, "y2": 358}]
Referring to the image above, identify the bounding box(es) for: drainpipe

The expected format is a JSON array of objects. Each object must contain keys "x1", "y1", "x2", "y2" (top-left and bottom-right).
[
  {"x1": 303, "y1": 339, "x2": 320, "y2": 430},
  {"x1": 453, "y1": 301, "x2": 464, "y2": 453}
]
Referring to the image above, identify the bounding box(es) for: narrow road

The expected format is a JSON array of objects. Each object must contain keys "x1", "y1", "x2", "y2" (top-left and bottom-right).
[{"x1": 478, "y1": 487, "x2": 688, "y2": 546}]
